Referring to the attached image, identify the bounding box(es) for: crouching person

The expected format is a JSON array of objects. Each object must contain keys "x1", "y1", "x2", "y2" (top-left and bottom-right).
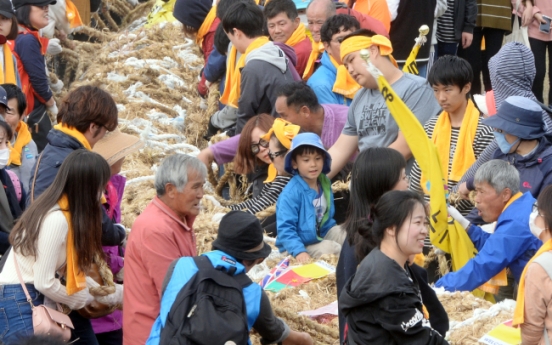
[{"x1": 146, "y1": 211, "x2": 314, "y2": 345}]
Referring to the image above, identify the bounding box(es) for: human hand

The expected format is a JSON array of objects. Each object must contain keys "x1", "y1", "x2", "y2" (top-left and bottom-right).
[
  {"x1": 458, "y1": 182, "x2": 470, "y2": 200},
  {"x1": 522, "y1": 4, "x2": 534, "y2": 26},
  {"x1": 283, "y1": 331, "x2": 314, "y2": 345},
  {"x1": 47, "y1": 102, "x2": 58, "y2": 116},
  {"x1": 295, "y1": 252, "x2": 311, "y2": 264},
  {"x1": 47, "y1": 38, "x2": 62, "y2": 56},
  {"x1": 534, "y1": 13, "x2": 548, "y2": 25},
  {"x1": 95, "y1": 284, "x2": 123, "y2": 306},
  {"x1": 50, "y1": 79, "x2": 64, "y2": 93},
  {"x1": 461, "y1": 32, "x2": 473, "y2": 49},
  {"x1": 447, "y1": 206, "x2": 470, "y2": 230}
]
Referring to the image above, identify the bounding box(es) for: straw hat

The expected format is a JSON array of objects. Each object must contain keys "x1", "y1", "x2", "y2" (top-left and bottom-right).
[{"x1": 93, "y1": 129, "x2": 144, "y2": 165}]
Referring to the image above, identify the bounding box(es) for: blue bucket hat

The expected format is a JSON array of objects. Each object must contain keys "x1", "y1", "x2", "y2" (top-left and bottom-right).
[
  {"x1": 284, "y1": 133, "x2": 332, "y2": 175},
  {"x1": 483, "y1": 96, "x2": 546, "y2": 140}
]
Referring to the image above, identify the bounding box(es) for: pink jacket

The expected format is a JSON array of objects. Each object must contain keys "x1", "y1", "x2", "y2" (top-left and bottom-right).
[{"x1": 513, "y1": 0, "x2": 552, "y2": 41}]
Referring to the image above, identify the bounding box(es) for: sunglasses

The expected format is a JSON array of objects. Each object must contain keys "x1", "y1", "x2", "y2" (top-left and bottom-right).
[
  {"x1": 251, "y1": 138, "x2": 269, "y2": 154},
  {"x1": 268, "y1": 149, "x2": 287, "y2": 161}
]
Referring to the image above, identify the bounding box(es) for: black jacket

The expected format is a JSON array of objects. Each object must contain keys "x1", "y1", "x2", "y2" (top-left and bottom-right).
[
  {"x1": 29, "y1": 129, "x2": 126, "y2": 246},
  {"x1": 452, "y1": 0, "x2": 478, "y2": 40},
  {"x1": 339, "y1": 248, "x2": 449, "y2": 345}
]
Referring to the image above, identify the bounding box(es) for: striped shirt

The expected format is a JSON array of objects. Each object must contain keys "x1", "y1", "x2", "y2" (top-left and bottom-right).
[
  {"x1": 476, "y1": 0, "x2": 512, "y2": 31},
  {"x1": 437, "y1": 0, "x2": 457, "y2": 43},
  {"x1": 410, "y1": 114, "x2": 494, "y2": 246},
  {"x1": 229, "y1": 175, "x2": 291, "y2": 214}
]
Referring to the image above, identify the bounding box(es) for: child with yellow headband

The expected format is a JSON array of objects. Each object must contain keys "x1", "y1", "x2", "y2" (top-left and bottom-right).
[{"x1": 327, "y1": 30, "x2": 440, "y2": 179}]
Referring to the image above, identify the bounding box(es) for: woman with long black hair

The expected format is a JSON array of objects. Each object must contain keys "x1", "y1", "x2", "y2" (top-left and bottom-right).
[{"x1": 0, "y1": 150, "x2": 117, "y2": 344}]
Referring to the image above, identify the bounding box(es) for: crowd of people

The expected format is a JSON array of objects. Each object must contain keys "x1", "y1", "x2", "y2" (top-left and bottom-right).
[{"x1": 0, "y1": 0, "x2": 550, "y2": 343}]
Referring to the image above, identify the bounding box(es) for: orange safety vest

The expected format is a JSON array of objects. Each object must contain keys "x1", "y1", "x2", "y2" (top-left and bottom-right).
[{"x1": 7, "y1": 26, "x2": 49, "y2": 113}]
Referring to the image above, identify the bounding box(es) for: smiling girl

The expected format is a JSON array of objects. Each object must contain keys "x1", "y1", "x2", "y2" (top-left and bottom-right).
[{"x1": 339, "y1": 190, "x2": 448, "y2": 345}]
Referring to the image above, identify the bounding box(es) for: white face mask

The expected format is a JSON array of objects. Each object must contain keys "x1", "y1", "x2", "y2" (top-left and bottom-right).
[
  {"x1": 529, "y1": 210, "x2": 544, "y2": 239},
  {"x1": 0, "y1": 148, "x2": 8, "y2": 169}
]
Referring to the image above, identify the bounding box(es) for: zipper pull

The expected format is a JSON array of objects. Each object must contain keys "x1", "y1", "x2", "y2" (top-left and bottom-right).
[{"x1": 187, "y1": 304, "x2": 197, "y2": 318}]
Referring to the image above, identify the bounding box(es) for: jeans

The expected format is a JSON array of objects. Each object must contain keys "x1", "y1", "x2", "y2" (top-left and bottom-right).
[
  {"x1": 457, "y1": 27, "x2": 506, "y2": 94},
  {"x1": 529, "y1": 37, "x2": 552, "y2": 104},
  {"x1": 0, "y1": 284, "x2": 44, "y2": 345},
  {"x1": 437, "y1": 41, "x2": 459, "y2": 58}
]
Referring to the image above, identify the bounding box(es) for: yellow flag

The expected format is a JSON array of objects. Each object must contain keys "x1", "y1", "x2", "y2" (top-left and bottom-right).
[
  {"x1": 402, "y1": 45, "x2": 421, "y2": 75},
  {"x1": 374, "y1": 73, "x2": 494, "y2": 300}
]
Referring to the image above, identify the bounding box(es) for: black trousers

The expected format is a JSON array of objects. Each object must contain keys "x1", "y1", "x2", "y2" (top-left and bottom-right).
[
  {"x1": 529, "y1": 37, "x2": 552, "y2": 104},
  {"x1": 96, "y1": 329, "x2": 123, "y2": 345},
  {"x1": 457, "y1": 27, "x2": 507, "y2": 94}
]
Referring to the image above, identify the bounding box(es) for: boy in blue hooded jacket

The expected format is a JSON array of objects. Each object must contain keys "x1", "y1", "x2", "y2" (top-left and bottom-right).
[{"x1": 275, "y1": 133, "x2": 346, "y2": 263}]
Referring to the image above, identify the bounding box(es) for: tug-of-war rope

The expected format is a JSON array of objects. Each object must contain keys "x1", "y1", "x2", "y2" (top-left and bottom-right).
[{"x1": 49, "y1": 4, "x2": 512, "y2": 342}]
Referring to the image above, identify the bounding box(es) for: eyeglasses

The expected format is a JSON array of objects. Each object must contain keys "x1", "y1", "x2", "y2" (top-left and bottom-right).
[
  {"x1": 251, "y1": 138, "x2": 269, "y2": 154},
  {"x1": 402, "y1": 174, "x2": 411, "y2": 185},
  {"x1": 268, "y1": 149, "x2": 287, "y2": 161},
  {"x1": 533, "y1": 202, "x2": 544, "y2": 217}
]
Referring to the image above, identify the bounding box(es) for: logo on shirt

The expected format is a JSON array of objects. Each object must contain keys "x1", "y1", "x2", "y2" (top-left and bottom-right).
[
  {"x1": 401, "y1": 309, "x2": 430, "y2": 332},
  {"x1": 221, "y1": 256, "x2": 236, "y2": 266},
  {"x1": 358, "y1": 103, "x2": 387, "y2": 137}
]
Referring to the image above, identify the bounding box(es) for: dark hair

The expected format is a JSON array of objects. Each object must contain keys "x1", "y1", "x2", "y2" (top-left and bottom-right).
[
  {"x1": 276, "y1": 82, "x2": 321, "y2": 113},
  {"x1": 341, "y1": 28, "x2": 377, "y2": 41},
  {"x1": 0, "y1": 13, "x2": 18, "y2": 40},
  {"x1": 0, "y1": 119, "x2": 13, "y2": 141},
  {"x1": 214, "y1": 22, "x2": 231, "y2": 55},
  {"x1": 428, "y1": 55, "x2": 473, "y2": 99},
  {"x1": 361, "y1": 190, "x2": 427, "y2": 256},
  {"x1": 264, "y1": 0, "x2": 298, "y2": 20},
  {"x1": 537, "y1": 185, "x2": 552, "y2": 234},
  {"x1": 222, "y1": 1, "x2": 264, "y2": 38},
  {"x1": 1, "y1": 83, "x2": 26, "y2": 117},
  {"x1": 234, "y1": 114, "x2": 275, "y2": 174},
  {"x1": 343, "y1": 148, "x2": 406, "y2": 261},
  {"x1": 269, "y1": 132, "x2": 287, "y2": 151},
  {"x1": 320, "y1": 14, "x2": 360, "y2": 44},
  {"x1": 15, "y1": 5, "x2": 34, "y2": 30},
  {"x1": 10, "y1": 150, "x2": 110, "y2": 272},
  {"x1": 217, "y1": 0, "x2": 254, "y2": 19},
  {"x1": 291, "y1": 145, "x2": 325, "y2": 162},
  {"x1": 58, "y1": 85, "x2": 118, "y2": 133}
]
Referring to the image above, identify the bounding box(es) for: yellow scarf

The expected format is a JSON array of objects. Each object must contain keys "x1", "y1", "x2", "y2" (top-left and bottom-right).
[
  {"x1": 1, "y1": 44, "x2": 17, "y2": 85},
  {"x1": 286, "y1": 23, "x2": 307, "y2": 47},
  {"x1": 514, "y1": 238, "x2": 552, "y2": 326},
  {"x1": 261, "y1": 119, "x2": 300, "y2": 183},
  {"x1": 8, "y1": 121, "x2": 32, "y2": 166},
  {"x1": 58, "y1": 195, "x2": 87, "y2": 295},
  {"x1": 65, "y1": 0, "x2": 83, "y2": 28},
  {"x1": 53, "y1": 123, "x2": 92, "y2": 150},
  {"x1": 421, "y1": 100, "x2": 479, "y2": 192},
  {"x1": 219, "y1": 37, "x2": 270, "y2": 108},
  {"x1": 196, "y1": 6, "x2": 216, "y2": 46},
  {"x1": 340, "y1": 34, "x2": 398, "y2": 68},
  {"x1": 302, "y1": 40, "x2": 324, "y2": 80},
  {"x1": 328, "y1": 54, "x2": 361, "y2": 100}
]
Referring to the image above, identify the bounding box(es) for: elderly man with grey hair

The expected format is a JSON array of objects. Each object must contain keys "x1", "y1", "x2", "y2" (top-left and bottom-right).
[
  {"x1": 435, "y1": 160, "x2": 542, "y2": 299},
  {"x1": 123, "y1": 154, "x2": 207, "y2": 345}
]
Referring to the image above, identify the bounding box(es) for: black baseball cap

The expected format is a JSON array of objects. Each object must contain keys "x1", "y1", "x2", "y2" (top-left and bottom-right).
[
  {"x1": 0, "y1": 0, "x2": 15, "y2": 18},
  {"x1": 13, "y1": 0, "x2": 56, "y2": 10}
]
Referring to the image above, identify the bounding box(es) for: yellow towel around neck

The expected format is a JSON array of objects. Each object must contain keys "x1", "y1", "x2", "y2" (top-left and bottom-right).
[{"x1": 8, "y1": 121, "x2": 32, "y2": 166}]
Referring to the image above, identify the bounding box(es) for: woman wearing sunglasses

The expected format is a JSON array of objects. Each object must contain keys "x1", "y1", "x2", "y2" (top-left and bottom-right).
[{"x1": 229, "y1": 118, "x2": 300, "y2": 237}]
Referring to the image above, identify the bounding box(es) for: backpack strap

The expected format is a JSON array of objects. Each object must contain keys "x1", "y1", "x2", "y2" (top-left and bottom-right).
[
  {"x1": 532, "y1": 252, "x2": 552, "y2": 345},
  {"x1": 193, "y1": 256, "x2": 253, "y2": 288},
  {"x1": 5, "y1": 170, "x2": 21, "y2": 203}
]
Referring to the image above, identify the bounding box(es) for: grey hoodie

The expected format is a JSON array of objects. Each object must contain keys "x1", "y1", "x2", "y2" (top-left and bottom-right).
[{"x1": 235, "y1": 41, "x2": 296, "y2": 134}]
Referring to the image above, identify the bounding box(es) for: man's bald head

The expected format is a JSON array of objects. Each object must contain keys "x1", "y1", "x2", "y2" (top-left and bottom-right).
[{"x1": 306, "y1": 0, "x2": 335, "y2": 42}]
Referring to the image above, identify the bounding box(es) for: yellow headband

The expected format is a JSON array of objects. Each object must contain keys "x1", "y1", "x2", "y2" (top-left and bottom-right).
[
  {"x1": 260, "y1": 118, "x2": 300, "y2": 149},
  {"x1": 340, "y1": 35, "x2": 393, "y2": 62}
]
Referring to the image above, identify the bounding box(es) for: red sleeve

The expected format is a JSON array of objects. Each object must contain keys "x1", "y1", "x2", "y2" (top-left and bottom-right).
[{"x1": 202, "y1": 19, "x2": 220, "y2": 63}]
